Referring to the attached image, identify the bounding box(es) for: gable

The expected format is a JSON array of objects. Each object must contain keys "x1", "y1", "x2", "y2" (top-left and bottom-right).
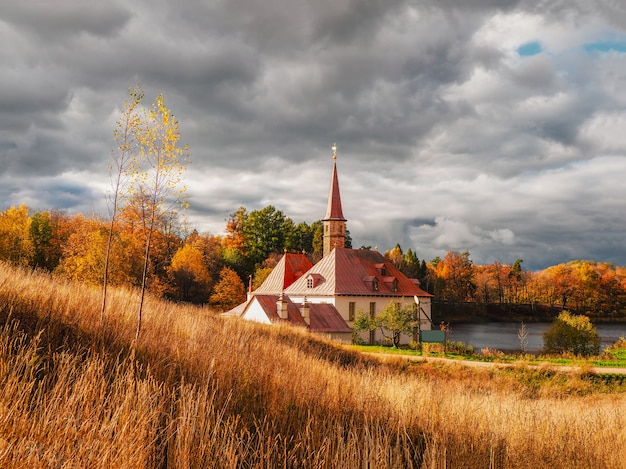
[
  {"x1": 243, "y1": 295, "x2": 307, "y2": 326},
  {"x1": 254, "y1": 253, "x2": 313, "y2": 294}
]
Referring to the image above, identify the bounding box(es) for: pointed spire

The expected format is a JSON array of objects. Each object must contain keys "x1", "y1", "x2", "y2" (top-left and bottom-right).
[
  {"x1": 323, "y1": 144, "x2": 346, "y2": 222},
  {"x1": 322, "y1": 144, "x2": 347, "y2": 256}
]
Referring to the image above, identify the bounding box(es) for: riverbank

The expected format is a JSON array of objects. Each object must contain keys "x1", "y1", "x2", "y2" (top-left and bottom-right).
[
  {"x1": 365, "y1": 352, "x2": 626, "y2": 376},
  {"x1": 432, "y1": 301, "x2": 626, "y2": 324},
  {"x1": 448, "y1": 322, "x2": 626, "y2": 354}
]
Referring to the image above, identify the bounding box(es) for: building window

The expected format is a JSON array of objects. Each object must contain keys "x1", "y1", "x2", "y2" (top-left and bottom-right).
[
  {"x1": 349, "y1": 302, "x2": 356, "y2": 321},
  {"x1": 307, "y1": 278, "x2": 313, "y2": 288},
  {"x1": 392, "y1": 280, "x2": 398, "y2": 292},
  {"x1": 372, "y1": 278, "x2": 379, "y2": 291}
]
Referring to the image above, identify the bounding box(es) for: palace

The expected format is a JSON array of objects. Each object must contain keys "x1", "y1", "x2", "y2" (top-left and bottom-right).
[{"x1": 227, "y1": 146, "x2": 432, "y2": 343}]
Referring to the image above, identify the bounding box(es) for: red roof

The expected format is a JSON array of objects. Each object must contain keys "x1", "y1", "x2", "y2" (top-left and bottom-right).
[
  {"x1": 248, "y1": 295, "x2": 351, "y2": 333},
  {"x1": 322, "y1": 161, "x2": 346, "y2": 221},
  {"x1": 284, "y1": 248, "x2": 432, "y2": 297},
  {"x1": 254, "y1": 295, "x2": 307, "y2": 325},
  {"x1": 308, "y1": 303, "x2": 352, "y2": 333},
  {"x1": 254, "y1": 253, "x2": 313, "y2": 294}
]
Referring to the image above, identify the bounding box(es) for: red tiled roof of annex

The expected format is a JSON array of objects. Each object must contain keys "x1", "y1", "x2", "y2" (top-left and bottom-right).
[
  {"x1": 253, "y1": 294, "x2": 307, "y2": 325},
  {"x1": 250, "y1": 294, "x2": 350, "y2": 333},
  {"x1": 308, "y1": 302, "x2": 352, "y2": 333}
]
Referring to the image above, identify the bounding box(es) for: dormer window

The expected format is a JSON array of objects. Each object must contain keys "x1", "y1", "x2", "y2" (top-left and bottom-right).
[
  {"x1": 392, "y1": 279, "x2": 398, "y2": 292},
  {"x1": 306, "y1": 273, "x2": 323, "y2": 289},
  {"x1": 372, "y1": 278, "x2": 379, "y2": 291}
]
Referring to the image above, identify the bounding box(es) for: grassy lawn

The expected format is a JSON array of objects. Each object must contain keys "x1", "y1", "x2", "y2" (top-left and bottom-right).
[{"x1": 346, "y1": 339, "x2": 626, "y2": 369}]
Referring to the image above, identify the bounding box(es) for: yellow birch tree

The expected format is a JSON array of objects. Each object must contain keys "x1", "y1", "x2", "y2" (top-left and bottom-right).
[
  {"x1": 102, "y1": 85, "x2": 143, "y2": 322},
  {"x1": 129, "y1": 93, "x2": 190, "y2": 341}
]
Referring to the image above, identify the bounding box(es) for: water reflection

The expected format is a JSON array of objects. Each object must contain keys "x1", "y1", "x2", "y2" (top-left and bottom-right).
[{"x1": 447, "y1": 323, "x2": 626, "y2": 353}]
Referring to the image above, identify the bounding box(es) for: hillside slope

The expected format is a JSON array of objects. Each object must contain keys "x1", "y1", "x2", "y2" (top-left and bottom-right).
[{"x1": 0, "y1": 262, "x2": 623, "y2": 468}]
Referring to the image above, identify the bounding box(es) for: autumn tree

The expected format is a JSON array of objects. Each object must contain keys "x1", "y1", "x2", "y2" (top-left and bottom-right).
[
  {"x1": 56, "y1": 215, "x2": 138, "y2": 286},
  {"x1": 102, "y1": 85, "x2": 143, "y2": 321},
  {"x1": 543, "y1": 311, "x2": 600, "y2": 356},
  {"x1": 29, "y1": 211, "x2": 53, "y2": 270},
  {"x1": 42, "y1": 209, "x2": 71, "y2": 272},
  {"x1": 539, "y1": 264, "x2": 576, "y2": 309},
  {"x1": 222, "y1": 207, "x2": 248, "y2": 252},
  {"x1": 186, "y1": 230, "x2": 224, "y2": 286},
  {"x1": 0, "y1": 204, "x2": 33, "y2": 266},
  {"x1": 222, "y1": 207, "x2": 250, "y2": 279},
  {"x1": 167, "y1": 243, "x2": 211, "y2": 303},
  {"x1": 210, "y1": 266, "x2": 246, "y2": 311},
  {"x1": 252, "y1": 267, "x2": 272, "y2": 290},
  {"x1": 434, "y1": 251, "x2": 476, "y2": 302},
  {"x1": 129, "y1": 93, "x2": 190, "y2": 341},
  {"x1": 384, "y1": 243, "x2": 404, "y2": 270}
]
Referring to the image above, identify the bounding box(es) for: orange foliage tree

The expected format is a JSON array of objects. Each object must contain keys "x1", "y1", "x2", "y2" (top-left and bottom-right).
[
  {"x1": 0, "y1": 204, "x2": 33, "y2": 266},
  {"x1": 210, "y1": 267, "x2": 246, "y2": 311},
  {"x1": 434, "y1": 251, "x2": 476, "y2": 302},
  {"x1": 56, "y1": 215, "x2": 140, "y2": 286},
  {"x1": 167, "y1": 243, "x2": 212, "y2": 303}
]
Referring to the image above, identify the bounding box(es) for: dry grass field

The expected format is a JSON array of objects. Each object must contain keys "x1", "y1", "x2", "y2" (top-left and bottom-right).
[{"x1": 0, "y1": 261, "x2": 624, "y2": 468}]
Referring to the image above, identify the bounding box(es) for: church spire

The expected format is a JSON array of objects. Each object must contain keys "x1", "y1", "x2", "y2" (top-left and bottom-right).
[{"x1": 322, "y1": 144, "x2": 346, "y2": 256}]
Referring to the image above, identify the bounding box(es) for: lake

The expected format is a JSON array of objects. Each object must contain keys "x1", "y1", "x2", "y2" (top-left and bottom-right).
[{"x1": 447, "y1": 322, "x2": 626, "y2": 353}]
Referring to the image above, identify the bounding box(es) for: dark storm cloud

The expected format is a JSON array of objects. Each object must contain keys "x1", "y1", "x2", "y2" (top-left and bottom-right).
[
  {"x1": 0, "y1": 2, "x2": 131, "y2": 40},
  {"x1": 2, "y1": 0, "x2": 626, "y2": 270}
]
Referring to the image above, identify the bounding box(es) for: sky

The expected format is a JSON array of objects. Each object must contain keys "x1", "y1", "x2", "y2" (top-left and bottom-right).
[{"x1": 2, "y1": 0, "x2": 626, "y2": 271}]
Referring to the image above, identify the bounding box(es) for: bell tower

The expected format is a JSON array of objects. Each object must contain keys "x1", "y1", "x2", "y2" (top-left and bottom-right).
[{"x1": 322, "y1": 144, "x2": 347, "y2": 257}]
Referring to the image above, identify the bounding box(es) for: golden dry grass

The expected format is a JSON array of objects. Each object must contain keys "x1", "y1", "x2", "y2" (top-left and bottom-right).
[{"x1": 0, "y1": 261, "x2": 624, "y2": 468}]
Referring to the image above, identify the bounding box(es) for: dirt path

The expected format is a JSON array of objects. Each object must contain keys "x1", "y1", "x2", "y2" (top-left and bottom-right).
[{"x1": 364, "y1": 352, "x2": 626, "y2": 375}]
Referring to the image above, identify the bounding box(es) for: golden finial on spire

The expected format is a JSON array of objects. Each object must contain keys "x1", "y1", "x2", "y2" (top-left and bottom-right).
[{"x1": 332, "y1": 143, "x2": 337, "y2": 160}]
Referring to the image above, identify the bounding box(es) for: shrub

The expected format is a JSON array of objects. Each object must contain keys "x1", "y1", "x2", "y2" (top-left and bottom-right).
[{"x1": 543, "y1": 311, "x2": 600, "y2": 357}]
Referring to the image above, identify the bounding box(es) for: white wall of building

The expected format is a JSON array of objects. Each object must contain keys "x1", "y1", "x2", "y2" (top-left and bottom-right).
[{"x1": 241, "y1": 299, "x2": 272, "y2": 324}]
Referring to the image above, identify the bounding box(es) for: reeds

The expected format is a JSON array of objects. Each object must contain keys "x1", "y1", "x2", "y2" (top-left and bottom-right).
[{"x1": 0, "y1": 261, "x2": 624, "y2": 468}]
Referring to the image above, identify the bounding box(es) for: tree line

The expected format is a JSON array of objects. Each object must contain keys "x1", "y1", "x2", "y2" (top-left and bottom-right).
[
  {"x1": 4, "y1": 201, "x2": 626, "y2": 319},
  {"x1": 405, "y1": 248, "x2": 626, "y2": 320},
  {"x1": 0, "y1": 203, "x2": 337, "y2": 311}
]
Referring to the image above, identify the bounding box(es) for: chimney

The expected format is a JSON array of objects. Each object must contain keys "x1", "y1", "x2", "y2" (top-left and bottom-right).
[
  {"x1": 276, "y1": 293, "x2": 288, "y2": 319},
  {"x1": 247, "y1": 275, "x2": 253, "y2": 300},
  {"x1": 301, "y1": 296, "x2": 310, "y2": 326}
]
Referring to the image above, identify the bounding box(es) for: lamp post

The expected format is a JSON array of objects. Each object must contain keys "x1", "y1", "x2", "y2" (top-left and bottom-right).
[{"x1": 414, "y1": 296, "x2": 422, "y2": 353}]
